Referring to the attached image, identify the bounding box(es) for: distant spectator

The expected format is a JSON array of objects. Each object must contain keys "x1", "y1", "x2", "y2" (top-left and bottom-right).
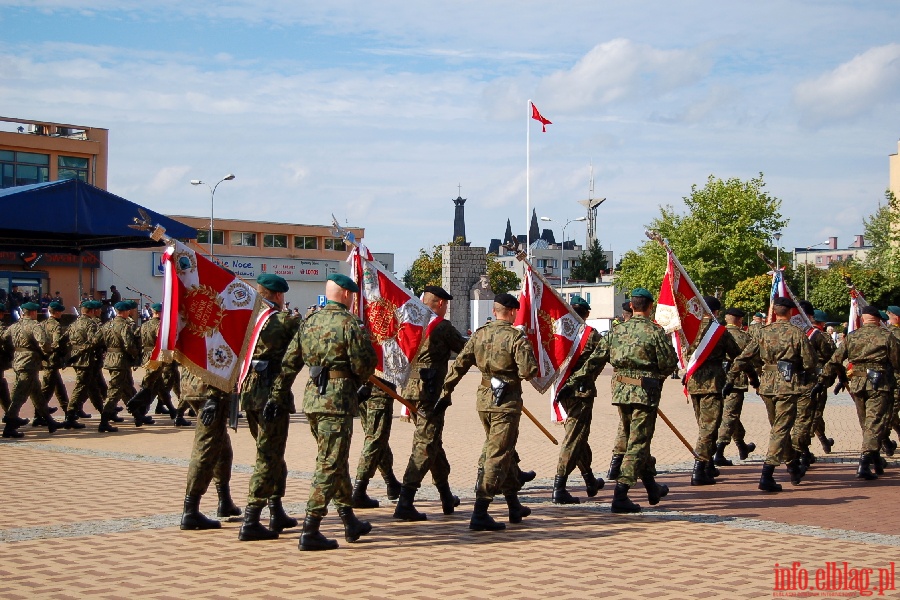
[{"x1": 109, "y1": 285, "x2": 121, "y2": 304}]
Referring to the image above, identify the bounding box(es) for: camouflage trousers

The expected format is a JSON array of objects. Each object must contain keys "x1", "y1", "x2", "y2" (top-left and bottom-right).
[
  {"x1": 810, "y1": 386, "x2": 831, "y2": 442},
  {"x1": 8, "y1": 370, "x2": 52, "y2": 420},
  {"x1": 103, "y1": 369, "x2": 135, "y2": 418},
  {"x1": 0, "y1": 372, "x2": 10, "y2": 413},
  {"x1": 616, "y1": 403, "x2": 658, "y2": 487},
  {"x1": 306, "y1": 413, "x2": 354, "y2": 518},
  {"x1": 69, "y1": 366, "x2": 105, "y2": 414},
  {"x1": 41, "y1": 368, "x2": 69, "y2": 413},
  {"x1": 476, "y1": 410, "x2": 521, "y2": 500},
  {"x1": 245, "y1": 406, "x2": 291, "y2": 507},
  {"x1": 556, "y1": 396, "x2": 595, "y2": 477},
  {"x1": 403, "y1": 400, "x2": 452, "y2": 489},
  {"x1": 849, "y1": 390, "x2": 891, "y2": 453},
  {"x1": 760, "y1": 394, "x2": 798, "y2": 466},
  {"x1": 356, "y1": 396, "x2": 394, "y2": 481},
  {"x1": 612, "y1": 414, "x2": 627, "y2": 454},
  {"x1": 184, "y1": 396, "x2": 233, "y2": 497},
  {"x1": 887, "y1": 390, "x2": 900, "y2": 440},
  {"x1": 790, "y1": 389, "x2": 815, "y2": 452},
  {"x1": 691, "y1": 393, "x2": 723, "y2": 462},
  {"x1": 717, "y1": 390, "x2": 748, "y2": 445}
]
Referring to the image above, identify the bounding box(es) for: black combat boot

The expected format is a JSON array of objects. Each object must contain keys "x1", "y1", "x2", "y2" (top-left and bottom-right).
[
  {"x1": 384, "y1": 471, "x2": 402, "y2": 501},
  {"x1": 736, "y1": 439, "x2": 756, "y2": 460},
  {"x1": 551, "y1": 475, "x2": 580, "y2": 505},
  {"x1": 582, "y1": 471, "x2": 604, "y2": 497},
  {"x1": 180, "y1": 495, "x2": 222, "y2": 530},
  {"x1": 238, "y1": 505, "x2": 279, "y2": 541},
  {"x1": 786, "y1": 459, "x2": 805, "y2": 486},
  {"x1": 298, "y1": 515, "x2": 338, "y2": 551},
  {"x1": 758, "y1": 464, "x2": 782, "y2": 492},
  {"x1": 174, "y1": 407, "x2": 193, "y2": 427},
  {"x1": 435, "y1": 482, "x2": 460, "y2": 515},
  {"x1": 607, "y1": 454, "x2": 624, "y2": 480},
  {"x1": 32, "y1": 415, "x2": 47, "y2": 427},
  {"x1": 817, "y1": 433, "x2": 834, "y2": 454},
  {"x1": 337, "y1": 506, "x2": 372, "y2": 542},
  {"x1": 3, "y1": 415, "x2": 29, "y2": 427},
  {"x1": 517, "y1": 468, "x2": 536, "y2": 489},
  {"x1": 127, "y1": 387, "x2": 154, "y2": 422},
  {"x1": 98, "y1": 416, "x2": 118, "y2": 433},
  {"x1": 610, "y1": 482, "x2": 641, "y2": 513},
  {"x1": 110, "y1": 414, "x2": 125, "y2": 423},
  {"x1": 268, "y1": 498, "x2": 298, "y2": 532},
  {"x1": 469, "y1": 498, "x2": 506, "y2": 531},
  {"x1": 641, "y1": 473, "x2": 669, "y2": 506},
  {"x1": 1, "y1": 422, "x2": 23, "y2": 438},
  {"x1": 62, "y1": 411, "x2": 86, "y2": 429},
  {"x1": 706, "y1": 460, "x2": 720, "y2": 479},
  {"x1": 504, "y1": 493, "x2": 531, "y2": 523},
  {"x1": 712, "y1": 442, "x2": 733, "y2": 466},
  {"x1": 691, "y1": 460, "x2": 715, "y2": 486},
  {"x1": 882, "y1": 439, "x2": 896, "y2": 458},
  {"x1": 856, "y1": 453, "x2": 877, "y2": 480},
  {"x1": 393, "y1": 485, "x2": 427, "y2": 521},
  {"x1": 215, "y1": 482, "x2": 241, "y2": 517},
  {"x1": 872, "y1": 451, "x2": 886, "y2": 476},
  {"x1": 76, "y1": 409, "x2": 92, "y2": 419},
  {"x1": 351, "y1": 478, "x2": 379, "y2": 509}
]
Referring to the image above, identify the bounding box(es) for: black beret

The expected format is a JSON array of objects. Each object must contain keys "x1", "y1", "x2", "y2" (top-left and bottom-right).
[
  {"x1": 773, "y1": 297, "x2": 795, "y2": 309},
  {"x1": 860, "y1": 305, "x2": 881, "y2": 317},
  {"x1": 494, "y1": 293, "x2": 520, "y2": 309},
  {"x1": 798, "y1": 300, "x2": 814, "y2": 315},
  {"x1": 621, "y1": 302, "x2": 633, "y2": 313},
  {"x1": 724, "y1": 307, "x2": 745, "y2": 318},
  {"x1": 423, "y1": 285, "x2": 453, "y2": 301},
  {"x1": 703, "y1": 296, "x2": 721, "y2": 312}
]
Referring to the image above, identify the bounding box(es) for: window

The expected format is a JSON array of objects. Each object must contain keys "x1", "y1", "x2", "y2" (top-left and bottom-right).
[
  {"x1": 815, "y1": 256, "x2": 822, "y2": 264},
  {"x1": 537, "y1": 259, "x2": 547, "y2": 269},
  {"x1": 324, "y1": 238, "x2": 346, "y2": 251},
  {"x1": 196, "y1": 230, "x2": 224, "y2": 245},
  {"x1": 0, "y1": 150, "x2": 50, "y2": 188},
  {"x1": 231, "y1": 232, "x2": 257, "y2": 247},
  {"x1": 263, "y1": 234, "x2": 288, "y2": 248},
  {"x1": 58, "y1": 156, "x2": 89, "y2": 182},
  {"x1": 294, "y1": 236, "x2": 318, "y2": 250}
]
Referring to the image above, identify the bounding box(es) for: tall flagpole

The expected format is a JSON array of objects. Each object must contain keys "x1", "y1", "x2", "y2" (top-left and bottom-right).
[{"x1": 526, "y1": 99, "x2": 531, "y2": 260}]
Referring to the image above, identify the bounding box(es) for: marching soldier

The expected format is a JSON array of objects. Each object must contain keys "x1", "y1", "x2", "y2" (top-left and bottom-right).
[
  {"x1": 570, "y1": 288, "x2": 678, "y2": 513},
  {"x1": 821, "y1": 305, "x2": 900, "y2": 480},
  {"x1": 353, "y1": 377, "x2": 402, "y2": 509},
  {"x1": 237, "y1": 274, "x2": 301, "y2": 542},
  {"x1": 713, "y1": 308, "x2": 756, "y2": 466},
  {"x1": 439, "y1": 292, "x2": 538, "y2": 531},
  {"x1": 39, "y1": 301, "x2": 77, "y2": 427},
  {"x1": 271, "y1": 273, "x2": 377, "y2": 551},
  {"x1": 792, "y1": 301, "x2": 836, "y2": 467},
  {"x1": 551, "y1": 296, "x2": 605, "y2": 504},
  {"x1": 811, "y1": 309, "x2": 838, "y2": 454},
  {"x1": 127, "y1": 303, "x2": 176, "y2": 426},
  {"x1": 0, "y1": 303, "x2": 21, "y2": 428},
  {"x1": 748, "y1": 312, "x2": 766, "y2": 339},
  {"x1": 727, "y1": 297, "x2": 816, "y2": 491},
  {"x1": 883, "y1": 306, "x2": 900, "y2": 456},
  {"x1": 393, "y1": 285, "x2": 467, "y2": 522},
  {"x1": 96, "y1": 301, "x2": 140, "y2": 433}
]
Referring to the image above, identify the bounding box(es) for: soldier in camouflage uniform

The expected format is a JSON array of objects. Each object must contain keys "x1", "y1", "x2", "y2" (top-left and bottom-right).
[
  {"x1": 687, "y1": 297, "x2": 742, "y2": 486},
  {"x1": 271, "y1": 273, "x2": 377, "y2": 551},
  {"x1": 0, "y1": 303, "x2": 20, "y2": 427},
  {"x1": 67, "y1": 300, "x2": 106, "y2": 419},
  {"x1": 2, "y1": 302, "x2": 60, "y2": 437},
  {"x1": 39, "y1": 301, "x2": 77, "y2": 427},
  {"x1": 748, "y1": 312, "x2": 766, "y2": 339},
  {"x1": 551, "y1": 296, "x2": 605, "y2": 504},
  {"x1": 96, "y1": 301, "x2": 140, "y2": 433},
  {"x1": 713, "y1": 308, "x2": 757, "y2": 466},
  {"x1": 604, "y1": 302, "x2": 635, "y2": 483},
  {"x1": 180, "y1": 366, "x2": 237, "y2": 530},
  {"x1": 882, "y1": 306, "x2": 900, "y2": 456},
  {"x1": 570, "y1": 288, "x2": 678, "y2": 513},
  {"x1": 393, "y1": 285, "x2": 467, "y2": 521},
  {"x1": 353, "y1": 377, "x2": 402, "y2": 509},
  {"x1": 727, "y1": 296, "x2": 816, "y2": 491},
  {"x1": 792, "y1": 302, "x2": 837, "y2": 468},
  {"x1": 126, "y1": 304, "x2": 174, "y2": 426},
  {"x1": 237, "y1": 274, "x2": 301, "y2": 542},
  {"x1": 439, "y1": 292, "x2": 538, "y2": 531},
  {"x1": 821, "y1": 304, "x2": 900, "y2": 480}
]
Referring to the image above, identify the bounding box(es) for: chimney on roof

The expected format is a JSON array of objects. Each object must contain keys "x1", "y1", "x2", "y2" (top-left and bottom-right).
[
  {"x1": 853, "y1": 234, "x2": 865, "y2": 248},
  {"x1": 828, "y1": 236, "x2": 838, "y2": 250}
]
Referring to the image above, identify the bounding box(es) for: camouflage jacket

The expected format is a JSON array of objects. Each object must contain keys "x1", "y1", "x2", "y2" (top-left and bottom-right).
[
  {"x1": 240, "y1": 310, "x2": 301, "y2": 411},
  {"x1": 41, "y1": 316, "x2": 70, "y2": 369},
  {"x1": 559, "y1": 327, "x2": 605, "y2": 400},
  {"x1": 5, "y1": 316, "x2": 50, "y2": 372},
  {"x1": 823, "y1": 323, "x2": 900, "y2": 395},
  {"x1": 808, "y1": 326, "x2": 837, "y2": 374},
  {"x1": 686, "y1": 319, "x2": 742, "y2": 395},
  {"x1": 748, "y1": 321, "x2": 764, "y2": 341},
  {"x1": 67, "y1": 315, "x2": 101, "y2": 369},
  {"x1": 273, "y1": 301, "x2": 376, "y2": 416},
  {"x1": 729, "y1": 320, "x2": 816, "y2": 395},
  {"x1": 723, "y1": 324, "x2": 752, "y2": 391},
  {"x1": 0, "y1": 323, "x2": 13, "y2": 372},
  {"x1": 99, "y1": 316, "x2": 140, "y2": 370},
  {"x1": 403, "y1": 319, "x2": 468, "y2": 403},
  {"x1": 140, "y1": 317, "x2": 160, "y2": 364},
  {"x1": 442, "y1": 319, "x2": 538, "y2": 413},
  {"x1": 179, "y1": 365, "x2": 229, "y2": 402}
]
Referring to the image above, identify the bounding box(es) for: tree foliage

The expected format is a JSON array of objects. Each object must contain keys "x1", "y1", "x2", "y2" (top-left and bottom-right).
[
  {"x1": 486, "y1": 254, "x2": 521, "y2": 294},
  {"x1": 808, "y1": 260, "x2": 898, "y2": 322},
  {"x1": 615, "y1": 174, "x2": 788, "y2": 297},
  {"x1": 724, "y1": 274, "x2": 772, "y2": 314},
  {"x1": 402, "y1": 238, "x2": 520, "y2": 296},
  {"x1": 863, "y1": 191, "x2": 900, "y2": 284},
  {"x1": 570, "y1": 239, "x2": 609, "y2": 282}
]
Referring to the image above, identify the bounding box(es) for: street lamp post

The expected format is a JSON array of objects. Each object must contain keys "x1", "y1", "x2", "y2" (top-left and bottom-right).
[
  {"x1": 803, "y1": 241, "x2": 830, "y2": 298},
  {"x1": 191, "y1": 174, "x2": 235, "y2": 258},
  {"x1": 541, "y1": 216, "x2": 587, "y2": 288}
]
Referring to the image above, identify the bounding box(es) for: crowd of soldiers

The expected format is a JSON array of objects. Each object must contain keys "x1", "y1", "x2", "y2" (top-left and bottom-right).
[{"x1": 2, "y1": 272, "x2": 899, "y2": 551}]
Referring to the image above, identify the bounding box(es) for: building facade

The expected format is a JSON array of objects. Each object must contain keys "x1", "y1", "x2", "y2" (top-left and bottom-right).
[{"x1": 792, "y1": 236, "x2": 870, "y2": 270}]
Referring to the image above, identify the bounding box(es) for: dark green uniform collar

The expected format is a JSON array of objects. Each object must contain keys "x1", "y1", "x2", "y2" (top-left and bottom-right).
[{"x1": 325, "y1": 300, "x2": 347, "y2": 310}]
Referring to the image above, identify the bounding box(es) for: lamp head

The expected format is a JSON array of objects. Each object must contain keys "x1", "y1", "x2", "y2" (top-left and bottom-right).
[
  {"x1": 223, "y1": 174, "x2": 236, "y2": 181},
  {"x1": 190, "y1": 180, "x2": 202, "y2": 185},
  {"x1": 574, "y1": 217, "x2": 587, "y2": 222},
  {"x1": 540, "y1": 217, "x2": 552, "y2": 222}
]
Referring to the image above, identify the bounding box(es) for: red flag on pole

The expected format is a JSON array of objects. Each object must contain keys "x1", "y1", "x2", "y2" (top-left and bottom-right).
[{"x1": 531, "y1": 102, "x2": 552, "y2": 132}]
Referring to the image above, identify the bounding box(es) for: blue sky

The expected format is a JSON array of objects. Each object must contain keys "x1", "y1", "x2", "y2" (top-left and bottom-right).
[{"x1": 2, "y1": 1, "x2": 899, "y2": 274}]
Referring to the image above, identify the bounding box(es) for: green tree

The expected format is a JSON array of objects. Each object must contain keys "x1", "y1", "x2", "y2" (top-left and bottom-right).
[
  {"x1": 486, "y1": 254, "x2": 521, "y2": 294},
  {"x1": 724, "y1": 274, "x2": 772, "y2": 314},
  {"x1": 570, "y1": 239, "x2": 609, "y2": 282},
  {"x1": 808, "y1": 259, "x2": 897, "y2": 321},
  {"x1": 616, "y1": 174, "x2": 788, "y2": 297},
  {"x1": 402, "y1": 239, "x2": 520, "y2": 296},
  {"x1": 863, "y1": 191, "x2": 900, "y2": 284}
]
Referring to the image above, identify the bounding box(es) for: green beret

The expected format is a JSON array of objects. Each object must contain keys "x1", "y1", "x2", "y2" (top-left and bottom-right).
[
  {"x1": 879, "y1": 310, "x2": 888, "y2": 321},
  {"x1": 21, "y1": 302, "x2": 40, "y2": 311},
  {"x1": 860, "y1": 305, "x2": 880, "y2": 318},
  {"x1": 114, "y1": 301, "x2": 131, "y2": 312},
  {"x1": 754, "y1": 312, "x2": 765, "y2": 318},
  {"x1": 570, "y1": 295, "x2": 590, "y2": 308},
  {"x1": 887, "y1": 306, "x2": 900, "y2": 317},
  {"x1": 151, "y1": 303, "x2": 162, "y2": 312},
  {"x1": 327, "y1": 273, "x2": 359, "y2": 294},
  {"x1": 257, "y1": 273, "x2": 289, "y2": 293},
  {"x1": 631, "y1": 288, "x2": 654, "y2": 301},
  {"x1": 80, "y1": 299, "x2": 93, "y2": 308},
  {"x1": 813, "y1": 309, "x2": 830, "y2": 322},
  {"x1": 128, "y1": 300, "x2": 139, "y2": 310},
  {"x1": 48, "y1": 301, "x2": 65, "y2": 311},
  {"x1": 87, "y1": 300, "x2": 103, "y2": 310}
]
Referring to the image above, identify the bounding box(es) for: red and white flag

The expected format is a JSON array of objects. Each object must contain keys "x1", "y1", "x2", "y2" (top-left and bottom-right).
[
  {"x1": 531, "y1": 102, "x2": 552, "y2": 132},
  {"x1": 349, "y1": 241, "x2": 440, "y2": 396},
  {"x1": 513, "y1": 264, "x2": 587, "y2": 421},
  {"x1": 847, "y1": 285, "x2": 870, "y2": 334},
  {"x1": 152, "y1": 239, "x2": 272, "y2": 391},
  {"x1": 766, "y1": 268, "x2": 813, "y2": 332},
  {"x1": 654, "y1": 248, "x2": 724, "y2": 387}
]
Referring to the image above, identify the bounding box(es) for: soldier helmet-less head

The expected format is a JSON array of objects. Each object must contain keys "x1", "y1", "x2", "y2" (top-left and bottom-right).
[
  {"x1": 879, "y1": 310, "x2": 889, "y2": 321},
  {"x1": 114, "y1": 301, "x2": 131, "y2": 312},
  {"x1": 423, "y1": 285, "x2": 453, "y2": 301},
  {"x1": 80, "y1": 299, "x2": 94, "y2": 308},
  {"x1": 630, "y1": 288, "x2": 653, "y2": 301},
  {"x1": 621, "y1": 301, "x2": 633, "y2": 314},
  {"x1": 773, "y1": 297, "x2": 795, "y2": 309},
  {"x1": 703, "y1": 296, "x2": 721, "y2": 312},
  {"x1": 813, "y1": 309, "x2": 830, "y2": 323},
  {"x1": 257, "y1": 273, "x2": 289, "y2": 293},
  {"x1": 754, "y1": 311, "x2": 765, "y2": 319},
  {"x1": 151, "y1": 303, "x2": 163, "y2": 312},
  {"x1": 494, "y1": 293, "x2": 520, "y2": 309},
  {"x1": 570, "y1": 296, "x2": 590, "y2": 310},
  {"x1": 48, "y1": 301, "x2": 65, "y2": 311},
  {"x1": 860, "y1": 305, "x2": 881, "y2": 318},
  {"x1": 798, "y1": 300, "x2": 814, "y2": 316},
  {"x1": 327, "y1": 273, "x2": 359, "y2": 294},
  {"x1": 887, "y1": 306, "x2": 900, "y2": 317},
  {"x1": 87, "y1": 300, "x2": 103, "y2": 310},
  {"x1": 21, "y1": 302, "x2": 40, "y2": 311},
  {"x1": 724, "y1": 307, "x2": 745, "y2": 318}
]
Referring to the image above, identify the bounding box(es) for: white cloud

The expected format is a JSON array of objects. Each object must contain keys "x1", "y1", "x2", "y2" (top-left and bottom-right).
[{"x1": 146, "y1": 165, "x2": 191, "y2": 194}]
